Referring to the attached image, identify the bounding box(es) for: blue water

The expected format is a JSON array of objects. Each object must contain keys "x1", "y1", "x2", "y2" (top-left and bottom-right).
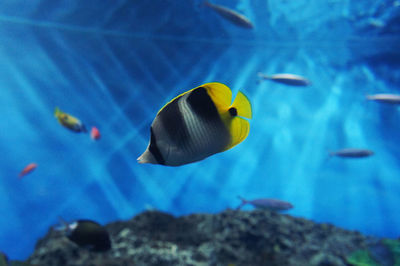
[{"x1": 1, "y1": 0, "x2": 400, "y2": 260}]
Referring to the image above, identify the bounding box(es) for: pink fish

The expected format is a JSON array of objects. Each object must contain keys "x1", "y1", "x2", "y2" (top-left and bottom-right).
[
  {"x1": 19, "y1": 163, "x2": 37, "y2": 178},
  {"x1": 237, "y1": 196, "x2": 293, "y2": 211},
  {"x1": 90, "y1": 127, "x2": 101, "y2": 140}
]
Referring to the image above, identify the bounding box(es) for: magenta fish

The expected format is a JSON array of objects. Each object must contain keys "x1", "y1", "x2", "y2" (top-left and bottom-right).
[{"x1": 236, "y1": 196, "x2": 294, "y2": 211}]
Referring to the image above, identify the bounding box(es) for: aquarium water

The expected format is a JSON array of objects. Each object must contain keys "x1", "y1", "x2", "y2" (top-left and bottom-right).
[{"x1": 0, "y1": 0, "x2": 399, "y2": 260}]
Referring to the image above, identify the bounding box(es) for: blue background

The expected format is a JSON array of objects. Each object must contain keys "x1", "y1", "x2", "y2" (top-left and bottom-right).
[{"x1": 0, "y1": 0, "x2": 400, "y2": 260}]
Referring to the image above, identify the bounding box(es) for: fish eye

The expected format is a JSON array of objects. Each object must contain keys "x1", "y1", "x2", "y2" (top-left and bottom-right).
[{"x1": 229, "y1": 107, "x2": 238, "y2": 117}]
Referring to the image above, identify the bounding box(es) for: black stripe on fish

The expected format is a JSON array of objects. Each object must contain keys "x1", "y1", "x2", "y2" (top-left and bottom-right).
[
  {"x1": 186, "y1": 87, "x2": 231, "y2": 151},
  {"x1": 187, "y1": 87, "x2": 222, "y2": 123},
  {"x1": 157, "y1": 95, "x2": 191, "y2": 147},
  {"x1": 149, "y1": 127, "x2": 165, "y2": 165}
]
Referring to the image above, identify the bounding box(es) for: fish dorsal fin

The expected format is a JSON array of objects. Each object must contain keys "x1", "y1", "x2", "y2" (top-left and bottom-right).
[
  {"x1": 202, "y1": 82, "x2": 233, "y2": 112},
  {"x1": 157, "y1": 82, "x2": 232, "y2": 116},
  {"x1": 156, "y1": 88, "x2": 196, "y2": 116}
]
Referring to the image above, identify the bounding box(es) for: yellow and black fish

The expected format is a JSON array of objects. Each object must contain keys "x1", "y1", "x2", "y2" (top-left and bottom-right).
[
  {"x1": 54, "y1": 107, "x2": 87, "y2": 133},
  {"x1": 138, "y1": 82, "x2": 252, "y2": 166}
]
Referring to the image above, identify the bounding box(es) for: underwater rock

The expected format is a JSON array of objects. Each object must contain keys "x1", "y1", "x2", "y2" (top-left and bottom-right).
[{"x1": 27, "y1": 209, "x2": 382, "y2": 266}]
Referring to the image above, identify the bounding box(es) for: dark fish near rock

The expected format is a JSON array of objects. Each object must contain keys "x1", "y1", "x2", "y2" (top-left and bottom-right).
[
  {"x1": 59, "y1": 219, "x2": 111, "y2": 252},
  {"x1": 329, "y1": 148, "x2": 374, "y2": 158},
  {"x1": 204, "y1": 1, "x2": 254, "y2": 29}
]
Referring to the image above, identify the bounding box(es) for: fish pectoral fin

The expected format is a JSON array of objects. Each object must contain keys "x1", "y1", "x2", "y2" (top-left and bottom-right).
[
  {"x1": 232, "y1": 91, "x2": 252, "y2": 119},
  {"x1": 224, "y1": 117, "x2": 250, "y2": 151}
]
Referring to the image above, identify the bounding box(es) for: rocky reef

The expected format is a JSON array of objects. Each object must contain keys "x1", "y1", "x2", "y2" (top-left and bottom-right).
[{"x1": 15, "y1": 209, "x2": 399, "y2": 266}]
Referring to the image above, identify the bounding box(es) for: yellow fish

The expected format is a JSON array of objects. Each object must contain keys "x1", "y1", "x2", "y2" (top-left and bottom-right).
[
  {"x1": 138, "y1": 82, "x2": 252, "y2": 166},
  {"x1": 54, "y1": 107, "x2": 87, "y2": 133}
]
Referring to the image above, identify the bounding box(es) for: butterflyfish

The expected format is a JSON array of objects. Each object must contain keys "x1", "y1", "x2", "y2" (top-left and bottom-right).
[
  {"x1": 258, "y1": 72, "x2": 311, "y2": 86},
  {"x1": 236, "y1": 196, "x2": 293, "y2": 211},
  {"x1": 204, "y1": 1, "x2": 254, "y2": 29},
  {"x1": 366, "y1": 94, "x2": 400, "y2": 105},
  {"x1": 329, "y1": 148, "x2": 374, "y2": 158},
  {"x1": 54, "y1": 107, "x2": 87, "y2": 133},
  {"x1": 19, "y1": 163, "x2": 37, "y2": 178},
  {"x1": 138, "y1": 82, "x2": 252, "y2": 166}
]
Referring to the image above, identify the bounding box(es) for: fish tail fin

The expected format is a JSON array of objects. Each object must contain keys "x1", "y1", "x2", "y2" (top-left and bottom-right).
[
  {"x1": 223, "y1": 91, "x2": 252, "y2": 151},
  {"x1": 232, "y1": 91, "x2": 252, "y2": 119},
  {"x1": 365, "y1": 95, "x2": 373, "y2": 100},
  {"x1": 56, "y1": 217, "x2": 70, "y2": 232},
  {"x1": 257, "y1": 72, "x2": 270, "y2": 80},
  {"x1": 54, "y1": 107, "x2": 60, "y2": 117},
  {"x1": 236, "y1": 196, "x2": 247, "y2": 210},
  {"x1": 203, "y1": 1, "x2": 211, "y2": 7},
  {"x1": 81, "y1": 124, "x2": 88, "y2": 133},
  {"x1": 324, "y1": 151, "x2": 335, "y2": 163}
]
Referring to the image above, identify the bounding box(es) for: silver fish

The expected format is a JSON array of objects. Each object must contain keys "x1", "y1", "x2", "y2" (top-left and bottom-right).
[
  {"x1": 204, "y1": 1, "x2": 253, "y2": 29},
  {"x1": 258, "y1": 72, "x2": 311, "y2": 86},
  {"x1": 329, "y1": 148, "x2": 374, "y2": 158},
  {"x1": 366, "y1": 94, "x2": 400, "y2": 105},
  {"x1": 236, "y1": 196, "x2": 293, "y2": 211}
]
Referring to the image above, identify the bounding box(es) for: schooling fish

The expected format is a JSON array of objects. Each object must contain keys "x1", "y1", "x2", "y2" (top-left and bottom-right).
[
  {"x1": 90, "y1": 126, "x2": 101, "y2": 140},
  {"x1": 257, "y1": 72, "x2": 311, "y2": 86},
  {"x1": 236, "y1": 196, "x2": 293, "y2": 211},
  {"x1": 329, "y1": 148, "x2": 374, "y2": 158},
  {"x1": 138, "y1": 82, "x2": 252, "y2": 166},
  {"x1": 204, "y1": 1, "x2": 254, "y2": 29},
  {"x1": 54, "y1": 107, "x2": 87, "y2": 133},
  {"x1": 19, "y1": 163, "x2": 37, "y2": 178},
  {"x1": 366, "y1": 94, "x2": 400, "y2": 105},
  {"x1": 58, "y1": 219, "x2": 111, "y2": 252}
]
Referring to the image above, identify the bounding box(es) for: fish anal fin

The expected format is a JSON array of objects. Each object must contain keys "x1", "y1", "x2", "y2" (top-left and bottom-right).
[{"x1": 224, "y1": 117, "x2": 250, "y2": 151}]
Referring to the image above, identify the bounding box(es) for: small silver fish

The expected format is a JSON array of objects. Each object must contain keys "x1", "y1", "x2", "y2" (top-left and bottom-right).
[
  {"x1": 236, "y1": 196, "x2": 293, "y2": 211},
  {"x1": 258, "y1": 72, "x2": 311, "y2": 86},
  {"x1": 366, "y1": 94, "x2": 400, "y2": 105},
  {"x1": 329, "y1": 148, "x2": 374, "y2": 158},
  {"x1": 204, "y1": 1, "x2": 253, "y2": 29}
]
